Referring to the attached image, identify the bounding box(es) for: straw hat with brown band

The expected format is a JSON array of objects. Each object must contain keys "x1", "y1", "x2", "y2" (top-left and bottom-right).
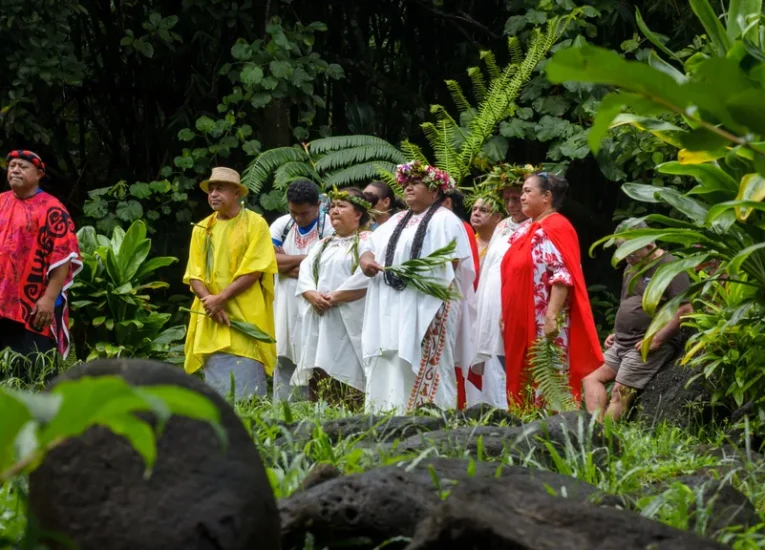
[{"x1": 200, "y1": 166, "x2": 249, "y2": 197}]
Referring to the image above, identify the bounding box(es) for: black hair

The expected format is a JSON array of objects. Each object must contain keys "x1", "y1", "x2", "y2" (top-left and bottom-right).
[
  {"x1": 333, "y1": 187, "x2": 373, "y2": 227},
  {"x1": 445, "y1": 189, "x2": 468, "y2": 222},
  {"x1": 532, "y1": 172, "x2": 569, "y2": 210},
  {"x1": 287, "y1": 178, "x2": 320, "y2": 205},
  {"x1": 383, "y1": 198, "x2": 444, "y2": 290},
  {"x1": 367, "y1": 180, "x2": 406, "y2": 213}
]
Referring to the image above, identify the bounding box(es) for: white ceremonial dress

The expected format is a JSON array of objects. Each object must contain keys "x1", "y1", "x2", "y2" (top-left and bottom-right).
[
  {"x1": 467, "y1": 217, "x2": 523, "y2": 409},
  {"x1": 343, "y1": 207, "x2": 475, "y2": 414},
  {"x1": 269, "y1": 214, "x2": 334, "y2": 363},
  {"x1": 292, "y1": 232, "x2": 370, "y2": 391}
]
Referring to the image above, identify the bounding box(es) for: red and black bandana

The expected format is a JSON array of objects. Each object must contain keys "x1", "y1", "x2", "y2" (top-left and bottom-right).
[{"x1": 6, "y1": 150, "x2": 46, "y2": 174}]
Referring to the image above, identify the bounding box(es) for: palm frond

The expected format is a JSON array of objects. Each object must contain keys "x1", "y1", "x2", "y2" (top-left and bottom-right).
[
  {"x1": 308, "y1": 135, "x2": 397, "y2": 155},
  {"x1": 242, "y1": 146, "x2": 309, "y2": 193},
  {"x1": 274, "y1": 161, "x2": 319, "y2": 190},
  {"x1": 480, "y1": 50, "x2": 501, "y2": 80},
  {"x1": 400, "y1": 140, "x2": 430, "y2": 164},
  {"x1": 467, "y1": 67, "x2": 487, "y2": 103},
  {"x1": 314, "y1": 144, "x2": 406, "y2": 173},
  {"x1": 508, "y1": 36, "x2": 523, "y2": 65},
  {"x1": 445, "y1": 80, "x2": 473, "y2": 113},
  {"x1": 323, "y1": 161, "x2": 400, "y2": 188}
]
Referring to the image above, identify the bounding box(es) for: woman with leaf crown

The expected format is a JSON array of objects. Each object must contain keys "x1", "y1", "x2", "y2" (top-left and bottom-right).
[
  {"x1": 292, "y1": 188, "x2": 375, "y2": 397},
  {"x1": 350, "y1": 160, "x2": 476, "y2": 414},
  {"x1": 467, "y1": 164, "x2": 532, "y2": 409}
]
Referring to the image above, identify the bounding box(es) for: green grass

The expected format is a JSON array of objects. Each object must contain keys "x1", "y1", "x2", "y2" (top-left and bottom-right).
[{"x1": 3, "y1": 355, "x2": 765, "y2": 549}]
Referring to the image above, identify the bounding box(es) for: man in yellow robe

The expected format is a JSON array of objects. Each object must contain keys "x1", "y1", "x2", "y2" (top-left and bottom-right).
[{"x1": 183, "y1": 166, "x2": 277, "y2": 400}]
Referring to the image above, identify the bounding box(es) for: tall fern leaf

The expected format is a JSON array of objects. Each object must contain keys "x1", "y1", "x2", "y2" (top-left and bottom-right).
[
  {"x1": 468, "y1": 67, "x2": 488, "y2": 103},
  {"x1": 400, "y1": 140, "x2": 430, "y2": 163},
  {"x1": 480, "y1": 50, "x2": 501, "y2": 80},
  {"x1": 527, "y1": 336, "x2": 577, "y2": 413},
  {"x1": 508, "y1": 36, "x2": 523, "y2": 65},
  {"x1": 445, "y1": 80, "x2": 473, "y2": 113},
  {"x1": 242, "y1": 147, "x2": 310, "y2": 193}
]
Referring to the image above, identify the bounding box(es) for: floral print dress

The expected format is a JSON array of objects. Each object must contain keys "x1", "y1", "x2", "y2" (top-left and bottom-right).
[{"x1": 510, "y1": 220, "x2": 573, "y2": 359}]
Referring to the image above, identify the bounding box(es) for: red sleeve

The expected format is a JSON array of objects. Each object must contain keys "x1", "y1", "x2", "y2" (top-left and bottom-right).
[{"x1": 462, "y1": 221, "x2": 480, "y2": 289}]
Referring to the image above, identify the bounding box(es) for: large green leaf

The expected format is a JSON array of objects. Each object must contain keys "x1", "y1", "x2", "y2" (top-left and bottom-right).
[
  {"x1": 707, "y1": 199, "x2": 765, "y2": 223},
  {"x1": 621, "y1": 183, "x2": 663, "y2": 203},
  {"x1": 635, "y1": 7, "x2": 682, "y2": 62},
  {"x1": 657, "y1": 162, "x2": 739, "y2": 195},
  {"x1": 134, "y1": 256, "x2": 178, "y2": 281},
  {"x1": 609, "y1": 113, "x2": 686, "y2": 148},
  {"x1": 735, "y1": 173, "x2": 765, "y2": 220},
  {"x1": 0, "y1": 392, "x2": 33, "y2": 474},
  {"x1": 727, "y1": 242, "x2": 765, "y2": 280},
  {"x1": 690, "y1": 0, "x2": 732, "y2": 56},
  {"x1": 642, "y1": 254, "x2": 709, "y2": 315},
  {"x1": 308, "y1": 135, "x2": 402, "y2": 155},
  {"x1": 727, "y1": 0, "x2": 763, "y2": 42},
  {"x1": 640, "y1": 293, "x2": 689, "y2": 360},
  {"x1": 727, "y1": 89, "x2": 765, "y2": 137}
]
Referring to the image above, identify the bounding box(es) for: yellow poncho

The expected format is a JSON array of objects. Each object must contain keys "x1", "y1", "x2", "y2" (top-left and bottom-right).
[{"x1": 183, "y1": 209, "x2": 277, "y2": 375}]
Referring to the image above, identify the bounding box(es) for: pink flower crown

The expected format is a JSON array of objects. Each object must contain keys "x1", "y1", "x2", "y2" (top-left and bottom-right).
[{"x1": 395, "y1": 160, "x2": 456, "y2": 193}]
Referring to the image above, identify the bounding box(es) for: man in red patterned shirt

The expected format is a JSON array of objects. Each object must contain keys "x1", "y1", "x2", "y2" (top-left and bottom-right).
[{"x1": 0, "y1": 150, "x2": 82, "y2": 362}]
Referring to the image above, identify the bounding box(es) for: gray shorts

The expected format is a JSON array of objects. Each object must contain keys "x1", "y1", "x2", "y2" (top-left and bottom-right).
[{"x1": 604, "y1": 340, "x2": 678, "y2": 390}]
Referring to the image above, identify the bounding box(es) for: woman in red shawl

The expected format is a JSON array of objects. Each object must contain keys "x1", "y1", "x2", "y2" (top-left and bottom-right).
[{"x1": 500, "y1": 172, "x2": 602, "y2": 409}]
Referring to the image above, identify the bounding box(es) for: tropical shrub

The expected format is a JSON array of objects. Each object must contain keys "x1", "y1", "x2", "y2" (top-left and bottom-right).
[
  {"x1": 69, "y1": 220, "x2": 185, "y2": 363},
  {"x1": 683, "y1": 275, "x2": 765, "y2": 419},
  {"x1": 544, "y1": 0, "x2": 765, "y2": 350},
  {"x1": 543, "y1": 0, "x2": 765, "y2": 431}
]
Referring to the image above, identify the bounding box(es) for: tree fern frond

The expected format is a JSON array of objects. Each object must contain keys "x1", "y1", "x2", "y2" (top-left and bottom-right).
[
  {"x1": 527, "y1": 336, "x2": 577, "y2": 413},
  {"x1": 508, "y1": 36, "x2": 523, "y2": 65},
  {"x1": 314, "y1": 144, "x2": 406, "y2": 173},
  {"x1": 480, "y1": 50, "x2": 501, "y2": 80},
  {"x1": 400, "y1": 140, "x2": 431, "y2": 164},
  {"x1": 429, "y1": 104, "x2": 467, "y2": 144},
  {"x1": 241, "y1": 146, "x2": 309, "y2": 193},
  {"x1": 308, "y1": 135, "x2": 397, "y2": 155},
  {"x1": 467, "y1": 67, "x2": 487, "y2": 103},
  {"x1": 324, "y1": 161, "x2": 400, "y2": 188},
  {"x1": 420, "y1": 121, "x2": 463, "y2": 180},
  {"x1": 273, "y1": 161, "x2": 319, "y2": 190},
  {"x1": 458, "y1": 17, "x2": 567, "y2": 172},
  {"x1": 445, "y1": 80, "x2": 473, "y2": 114}
]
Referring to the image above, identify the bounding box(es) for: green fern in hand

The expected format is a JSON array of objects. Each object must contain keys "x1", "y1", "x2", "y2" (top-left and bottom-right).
[{"x1": 527, "y1": 335, "x2": 577, "y2": 413}]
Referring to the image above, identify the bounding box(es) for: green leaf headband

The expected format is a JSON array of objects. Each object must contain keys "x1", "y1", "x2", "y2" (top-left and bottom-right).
[{"x1": 327, "y1": 187, "x2": 373, "y2": 211}]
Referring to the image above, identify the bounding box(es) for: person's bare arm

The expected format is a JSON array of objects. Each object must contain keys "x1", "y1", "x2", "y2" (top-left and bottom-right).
[
  {"x1": 32, "y1": 261, "x2": 70, "y2": 330},
  {"x1": 326, "y1": 289, "x2": 367, "y2": 305},
  {"x1": 276, "y1": 252, "x2": 306, "y2": 274},
  {"x1": 544, "y1": 283, "x2": 570, "y2": 338},
  {"x1": 359, "y1": 251, "x2": 384, "y2": 277}
]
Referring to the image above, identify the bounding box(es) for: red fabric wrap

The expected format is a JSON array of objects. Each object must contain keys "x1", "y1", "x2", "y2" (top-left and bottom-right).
[
  {"x1": 462, "y1": 221, "x2": 480, "y2": 289},
  {"x1": 500, "y1": 213, "x2": 602, "y2": 406},
  {"x1": 0, "y1": 191, "x2": 82, "y2": 356}
]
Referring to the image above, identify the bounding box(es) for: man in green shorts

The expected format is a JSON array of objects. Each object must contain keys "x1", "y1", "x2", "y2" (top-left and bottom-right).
[{"x1": 582, "y1": 222, "x2": 693, "y2": 421}]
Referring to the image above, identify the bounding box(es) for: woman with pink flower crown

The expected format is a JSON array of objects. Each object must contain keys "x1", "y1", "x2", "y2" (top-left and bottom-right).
[{"x1": 344, "y1": 161, "x2": 476, "y2": 414}]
